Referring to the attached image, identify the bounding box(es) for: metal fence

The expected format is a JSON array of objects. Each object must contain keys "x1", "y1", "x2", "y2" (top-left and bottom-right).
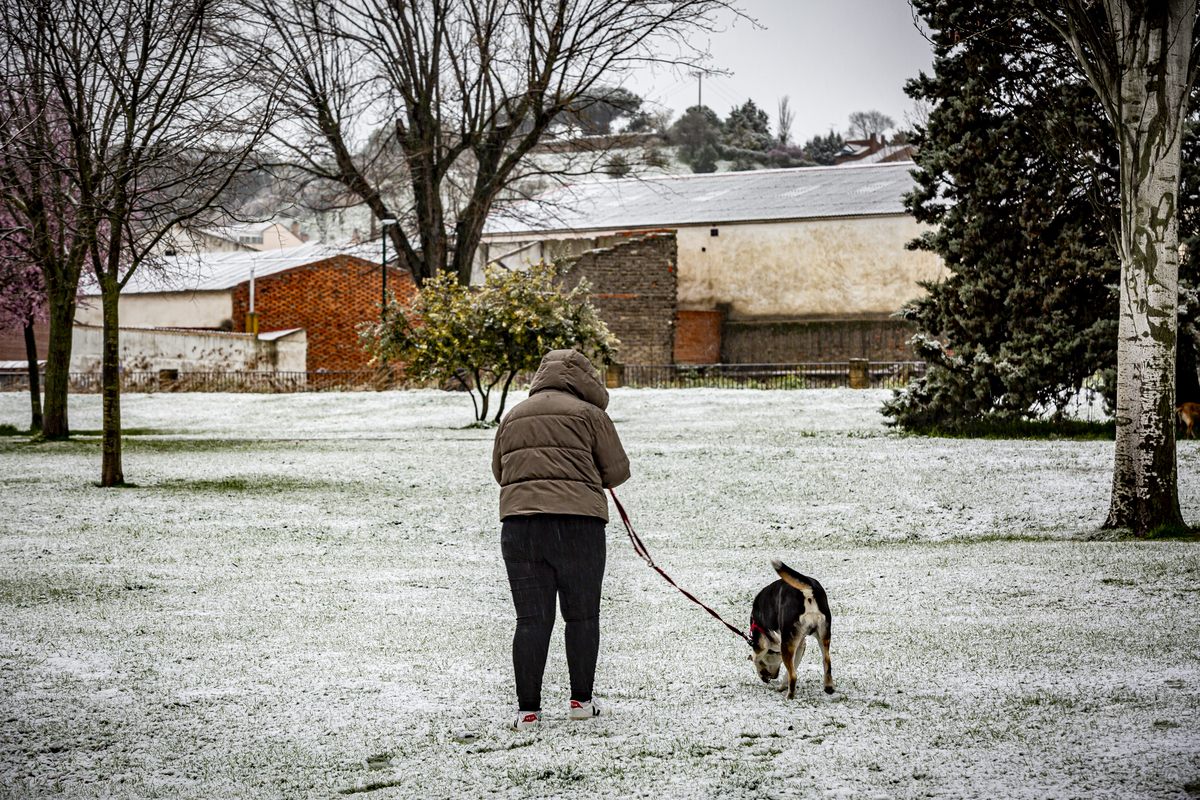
[
  {"x1": 0, "y1": 370, "x2": 389, "y2": 394},
  {"x1": 0, "y1": 362, "x2": 928, "y2": 394},
  {"x1": 612, "y1": 362, "x2": 927, "y2": 390}
]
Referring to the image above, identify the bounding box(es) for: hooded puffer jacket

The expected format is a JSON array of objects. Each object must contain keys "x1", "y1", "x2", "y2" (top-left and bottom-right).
[{"x1": 492, "y1": 350, "x2": 630, "y2": 521}]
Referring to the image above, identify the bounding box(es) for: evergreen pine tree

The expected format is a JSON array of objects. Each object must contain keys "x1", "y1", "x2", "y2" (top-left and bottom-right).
[
  {"x1": 884, "y1": 0, "x2": 1128, "y2": 430},
  {"x1": 802, "y1": 131, "x2": 845, "y2": 166},
  {"x1": 724, "y1": 100, "x2": 772, "y2": 151}
]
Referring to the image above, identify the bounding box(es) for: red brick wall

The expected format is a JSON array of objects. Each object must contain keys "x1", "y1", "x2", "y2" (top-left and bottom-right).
[
  {"x1": 673, "y1": 310, "x2": 723, "y2": 364},
  {"x1": 561, "y1": 233, "x2": 677, "y2": 365},
  {"x1": 0, "y1": 321, "x2": 48, "y2": 362},
  {"x1": 721, "y1": 317, "x2": 920, "y2": 363},
  {"x1": 231, "y1": 256, "x2": 416, "y2": 372}
]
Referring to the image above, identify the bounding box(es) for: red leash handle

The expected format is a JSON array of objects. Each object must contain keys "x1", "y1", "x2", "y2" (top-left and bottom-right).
[{"x1": 609, "y1": 489, "x2": 753, "y2": 645}]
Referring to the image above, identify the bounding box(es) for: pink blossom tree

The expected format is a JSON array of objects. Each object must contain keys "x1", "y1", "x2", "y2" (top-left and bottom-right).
[
  {"x1": 0, "y1": 79, "x2": 90, "y2": 440},
  {"x1": 1, "y1": 0, "x2": 272, "y2": 485},
  {"x1": 0, "y1": 221, "x2": 47, "y2": 431}
]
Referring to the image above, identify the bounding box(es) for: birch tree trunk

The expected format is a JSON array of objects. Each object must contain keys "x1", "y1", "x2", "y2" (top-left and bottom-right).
[
  {"x1": 1103, "y1": 4, "x2": 1193, "y2": 532},
  {"x1": 1106, "y1": 66, "x2": 1187, "y2": 531},
  {"x1": 1043, "y1": 0, "x2": 1198, "y2": 533}
]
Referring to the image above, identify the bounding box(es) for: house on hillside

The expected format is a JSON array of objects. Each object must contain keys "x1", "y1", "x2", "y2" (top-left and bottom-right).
[
  {"x1": 834, "y1": 134, "x2": 917, "y2": 166},
  {"x1": 75, "y1": 243, "x2": 415, "y2": 372},
  {"x1": 480, "y1": 162, "x2": 944, "y2": 365},
  {"x1": 161, "y1": 220, "x2": 309, "y2": 256}
]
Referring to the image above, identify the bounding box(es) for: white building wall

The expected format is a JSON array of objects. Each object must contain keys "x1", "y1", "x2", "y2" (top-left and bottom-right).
[
  {"x1": 75, "y1": 291, "x2": 235, "y2": 330},
  {"x1": 479, "y1": 214, "x2": 945, "y2": 319},
  {"x1": 675, "y1": 216, "x2": 945, "y2": 318},
  {"x1": 70, "y1": 326, "x2": 306, "y2": 373}
]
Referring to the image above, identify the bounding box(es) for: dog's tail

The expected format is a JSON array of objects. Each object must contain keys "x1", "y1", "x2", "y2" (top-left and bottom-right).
[{"x1": 771, "y1": 558, "x2": 812, "y2": 593}]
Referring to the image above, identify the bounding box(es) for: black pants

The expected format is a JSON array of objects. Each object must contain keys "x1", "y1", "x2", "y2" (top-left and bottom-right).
[{"x1": 501, "y1": 514, "x2": 606, "y2": 712}]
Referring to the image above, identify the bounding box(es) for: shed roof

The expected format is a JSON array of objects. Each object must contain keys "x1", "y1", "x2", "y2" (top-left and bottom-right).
[
  {"x1": 483, "y1": 162, "x2": 916, "y2": 237},
  {"x1": 83, "y1": 242, "x2": 381, "y2": 295}
]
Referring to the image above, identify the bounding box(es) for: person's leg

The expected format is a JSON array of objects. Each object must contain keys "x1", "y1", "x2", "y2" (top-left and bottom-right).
[
  {"x1": 547, "y1": 516, "x2": 607, "y2": 703},
  {"x1": 501, "y1": 517, "x2": 557, "y2": 712}
]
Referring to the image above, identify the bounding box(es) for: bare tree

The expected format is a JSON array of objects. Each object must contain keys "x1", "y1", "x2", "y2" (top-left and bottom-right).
[
  {"x1": 0, "y1": 71, "x2": 90, "y2": 440},
  {"x1": 1, "y1": 0, "x2": 273, "y2": 485},
  {"x1": 847, "y1": 109, "x2": 895, "y2": 140},
  {"x1": 776, "y1": 95, "x2": 795, "y2": 146},
  {"x1": 1039, "y1": 1, "x2": 1200, "y2": 533},
  {"x1": 243, "y1": 0, "x2": 741, "y2": 287}
]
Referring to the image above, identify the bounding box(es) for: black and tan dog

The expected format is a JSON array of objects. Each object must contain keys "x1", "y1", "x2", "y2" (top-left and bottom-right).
[{"x1": 749, "y1": 559, "x2": 834, "y2": 699}]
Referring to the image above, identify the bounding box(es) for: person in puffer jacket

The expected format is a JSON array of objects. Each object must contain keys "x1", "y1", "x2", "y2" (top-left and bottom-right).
[{"x1": 492, "y1": 349, "x2": 630, "y2": 731}]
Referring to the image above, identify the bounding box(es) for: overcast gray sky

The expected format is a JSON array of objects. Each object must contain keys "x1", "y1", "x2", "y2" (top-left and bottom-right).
[{"x1": 623, "y1": 0, "x2": 934, "y2": 143}]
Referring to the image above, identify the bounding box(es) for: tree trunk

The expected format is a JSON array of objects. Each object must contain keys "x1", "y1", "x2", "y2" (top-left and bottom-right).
[
  {"x1": 40, "y1": 290, "x2": 75, "y2": 440},
  {"x1": 23, "y1": 321, "x2": 42, "y2": 433},
  {"x1": 1101, "y1": 5, "x2": 1193, "y2": 533},
  {"x1": 99, "y1": 284, "x2": 124, "y2": 486}
]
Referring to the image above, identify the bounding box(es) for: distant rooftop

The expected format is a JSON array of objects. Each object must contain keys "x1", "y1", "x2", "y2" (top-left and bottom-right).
[
  {"x1": 484, "y1": 162, "x2": 917, "y2": 237},
  {"x1": 81, "y1": 242, "x2": 381, "y2": 295}
]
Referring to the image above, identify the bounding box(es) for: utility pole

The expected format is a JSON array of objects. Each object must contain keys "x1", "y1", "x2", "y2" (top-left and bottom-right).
[{"x1": 690, "y1": 70, "x2": 703, "y2": 108}]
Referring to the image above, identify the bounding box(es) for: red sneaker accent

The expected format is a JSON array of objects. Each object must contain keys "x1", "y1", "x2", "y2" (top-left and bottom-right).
[
  {"x1": 570, "y1": 701, "x2": 583, "y2": 709},
  {"x1": 521, "y1": 713, "x2": 538, "y2": 723}
]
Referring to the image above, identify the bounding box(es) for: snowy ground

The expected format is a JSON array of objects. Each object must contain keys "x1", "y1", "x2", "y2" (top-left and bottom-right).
[{"x1": 0, "y1": 388, "x2": 1198, "y2": 800}]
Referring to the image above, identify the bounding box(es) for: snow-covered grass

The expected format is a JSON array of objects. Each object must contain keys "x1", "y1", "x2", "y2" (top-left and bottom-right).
[{"x1": 0, "y1": 388, "x2": 1198, "y2": 800}]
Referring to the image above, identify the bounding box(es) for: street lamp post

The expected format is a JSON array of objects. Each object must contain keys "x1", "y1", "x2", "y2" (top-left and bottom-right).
[{"x1": 381, "y1": 218, "x2": 397, "y2": 320}]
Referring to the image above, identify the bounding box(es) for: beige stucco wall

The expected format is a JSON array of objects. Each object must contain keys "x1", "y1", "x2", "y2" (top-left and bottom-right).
[
  {"x1": 75, "y1": 290, "x2": 234, "y2": 329},
  {"x1": 675, "y1": 216, "x2": 944, "y2": 318},
  {"x1": 70, "y1": 326, "x2": 306, "y2": 372},
  {"x1": 246, "y1": 224, "x2": 305, "y2": 251},
  {"x1": 480, "y1": 215, "x2": 943, "y2": 318}
]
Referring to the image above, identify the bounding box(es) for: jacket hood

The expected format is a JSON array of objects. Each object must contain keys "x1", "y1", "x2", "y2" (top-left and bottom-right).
[{"x1": 529, "y1": 350, "x2": 609, "y2": 410}]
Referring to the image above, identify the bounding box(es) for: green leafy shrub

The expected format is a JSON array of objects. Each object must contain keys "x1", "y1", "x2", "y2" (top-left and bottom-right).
[{"x1": 361, "y1": 261, "x2": 619, "y2": 422}]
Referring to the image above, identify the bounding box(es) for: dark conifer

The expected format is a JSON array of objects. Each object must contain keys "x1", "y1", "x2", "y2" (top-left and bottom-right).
[{"x1": 886, "y1": 2, "x2": 1122, "y2": 430}]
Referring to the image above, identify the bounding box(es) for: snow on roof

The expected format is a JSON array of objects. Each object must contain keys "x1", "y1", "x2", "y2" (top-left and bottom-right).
[
  {"x1": 0, "y1": 360, "x2": 43, "y2": 371},
  {"x1": 83, "y1": 242, "x2": 381, "y2": 296},
  {"x1": 483, "y1": 162, "x2": 916, "y2": 237},
  {"x1": 835, "y1": 143, "x2": 916, "y2": 167},
  {"x1": 199, "y1": 220, "x2": 285, "y2": 240}
]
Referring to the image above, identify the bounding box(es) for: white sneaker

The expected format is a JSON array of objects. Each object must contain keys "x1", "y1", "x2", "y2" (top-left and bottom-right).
[
  {"x1": 510, "y1": 710, "x2": 540, "y2": 731},
  {"x1": 568, "y1": 698, "x2": 610, "y2": 720}
]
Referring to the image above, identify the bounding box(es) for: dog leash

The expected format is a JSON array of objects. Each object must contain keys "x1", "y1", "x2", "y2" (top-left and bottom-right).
[{"x1": 609, "y1": 489, "x2": 753, "y2": 645}]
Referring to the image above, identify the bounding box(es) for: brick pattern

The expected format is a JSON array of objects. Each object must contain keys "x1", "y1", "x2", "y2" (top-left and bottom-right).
[
  {"x1": 231, "y1": 255, "x2": 416, "y2": 372},
  {"x1": 562, "y1": 234, "x2": 677, "y2": 365},
  {"x1": 674, "y1": 310, "x2": 724, "y2": 364},
  {"x1": 721, "y1": 318, "x2": 920, "y2": 364},
  {"x1": 0, "y1": 321, "x2": 48, "y2": 362}
]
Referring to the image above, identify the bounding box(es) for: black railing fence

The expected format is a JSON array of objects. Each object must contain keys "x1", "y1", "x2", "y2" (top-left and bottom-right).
[
  {"x1": 608, "y1": 362, "x2": 927, "y2": 390},
  {"x1": 0, "y1": 370, "x2": 387, "y2": 394},
  {"x1": 0, "y1": 362, "x2": 928, "y2": 394}
]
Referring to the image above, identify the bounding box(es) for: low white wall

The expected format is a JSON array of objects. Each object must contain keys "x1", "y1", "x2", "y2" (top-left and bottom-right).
[
  {"x1": 75, "y1": 290, "x2": 234, "y2": 329},
  {"x1": 70, "y1": 326, "x2": 306, "y2": 373}
]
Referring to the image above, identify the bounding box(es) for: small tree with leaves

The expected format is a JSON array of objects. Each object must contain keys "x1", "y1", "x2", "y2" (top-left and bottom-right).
[
  {"x1": 362, "y1": 261, "x2": 619, "y2": 424},
  {"x1": 670, "y1": 105, "x2": 724, "y2": 169}
]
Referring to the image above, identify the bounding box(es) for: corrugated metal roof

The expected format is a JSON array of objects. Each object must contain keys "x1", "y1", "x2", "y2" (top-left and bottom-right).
[
  {"x1": 83, "y1": 242, "x2": 381, "y2": 295},
  {"x1": 484, "y1": 162, "x2": 916, "y2": 236}
]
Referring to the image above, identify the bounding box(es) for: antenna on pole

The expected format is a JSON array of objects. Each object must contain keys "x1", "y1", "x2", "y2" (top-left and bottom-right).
[{"x1": 689, "y1": 70, "x2": 704, "y2": 108}]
